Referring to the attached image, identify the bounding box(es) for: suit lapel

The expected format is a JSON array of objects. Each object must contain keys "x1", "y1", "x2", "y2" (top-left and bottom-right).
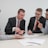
[
  {"x1": 14, "y1": 17, "x2": 16, "y2": 27},
  {"x1": 39, "y1": 16, "x2": 42, "y2": 23}
]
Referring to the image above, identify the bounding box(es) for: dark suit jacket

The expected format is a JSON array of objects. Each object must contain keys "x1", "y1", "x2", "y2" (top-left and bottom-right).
[
  {"x1": 5, "y1": 17, "x2": 25, "y2": 35},
  {"x1": 28, "y1": 16, "x2": 46, "y2": 33}
]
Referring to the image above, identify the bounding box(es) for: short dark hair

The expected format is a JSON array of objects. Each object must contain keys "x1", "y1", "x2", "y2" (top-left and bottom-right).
[
  {"x1": 46, "y1": 9, "x2": 48, "y2": 11},
  {"x1": 36, "y1": 8, "x2": 42, "y2": 12},
  {"x1": 18, "y1": 9, "x2": 25, "y2": 14}
]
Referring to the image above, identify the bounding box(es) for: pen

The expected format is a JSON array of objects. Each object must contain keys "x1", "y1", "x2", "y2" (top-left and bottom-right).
[{"x1": 28, "y1": 42, "x2": 41, "y2": 45}]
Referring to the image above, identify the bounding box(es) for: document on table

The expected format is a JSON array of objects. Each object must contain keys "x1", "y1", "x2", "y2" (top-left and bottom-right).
[
  {"x1": 18, "y1": 38, "x2": 45, "y2": 46},
  {"x1": 28, "y1": 38, "x2": 45, "y2": 46},
  {"x1": 18, "y1": 38, "x2": 32, "y2": 46}
]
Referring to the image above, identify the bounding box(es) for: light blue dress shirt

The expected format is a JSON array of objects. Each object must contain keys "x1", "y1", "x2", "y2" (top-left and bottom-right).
[{"x1": 41, "y1": 20, "x2": 48, "y2": 34}]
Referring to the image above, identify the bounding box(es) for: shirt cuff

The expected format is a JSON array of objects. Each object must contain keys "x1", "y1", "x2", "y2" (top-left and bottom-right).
[
  {"x1": 12, "y1": 27, "x2": 16, "y2": 32},
  {"x1": 41, "y1": 28, "x2": 44, "y2": 32}
]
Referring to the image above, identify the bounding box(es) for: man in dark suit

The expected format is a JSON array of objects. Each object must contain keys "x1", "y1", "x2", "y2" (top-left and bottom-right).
[
  {"x1": 28, "y1": 8, "x2": 46, "y2": 35},
  {"x1": 5, "y1": 9, "x2": 25, "y2": 35}
]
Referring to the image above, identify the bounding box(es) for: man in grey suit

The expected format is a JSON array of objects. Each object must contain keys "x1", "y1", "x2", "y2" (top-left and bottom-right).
[
  {"x1": 38, "y1": 9, "x2": 48, "y2": 34},
  {"x1": 0, "y1": 27, "x2": 23, "y2": 40}
]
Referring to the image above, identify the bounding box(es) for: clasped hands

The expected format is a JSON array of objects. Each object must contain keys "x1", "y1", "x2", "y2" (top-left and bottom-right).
[{"x1": 15, "y1": 27, "x2": 24, "y2": 35}]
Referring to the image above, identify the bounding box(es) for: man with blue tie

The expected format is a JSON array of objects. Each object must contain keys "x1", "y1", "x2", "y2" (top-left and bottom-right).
[{"x1": 38, "y1": 9, "x2": 48, "y2": 34}]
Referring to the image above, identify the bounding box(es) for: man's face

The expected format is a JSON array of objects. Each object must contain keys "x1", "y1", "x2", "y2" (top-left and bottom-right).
[
  {"x1": 35, "y1": 11, "x2": 42, "y2": 19},
  {"x1": 18, "y1": 11, "x2": 25, "y2": 20},
  {"x1": 45, "y1": 11, "x2": 48, "y2": 19}
]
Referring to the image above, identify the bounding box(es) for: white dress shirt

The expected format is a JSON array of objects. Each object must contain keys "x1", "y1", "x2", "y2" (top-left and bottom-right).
[
  {"x1": 12, "y1": 17, "x2": 20, "y2": 32},
  {"x1": 33, "y1": 18, "x2": 38, "y2": 30},
  {"x1": 33, "y1": 17, "x2": 39, "y2": 31}
]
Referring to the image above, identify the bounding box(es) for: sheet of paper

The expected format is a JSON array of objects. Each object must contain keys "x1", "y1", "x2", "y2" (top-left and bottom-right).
[
  {"x1": 18, "y1": 38, "x2": 45, "y2": 46},
  {"x1": 28, "y1": 38, "x2": 46, "y2": 46},
  {"x1": 18, "y1": 38, "x2": 32, "y2": 46}
]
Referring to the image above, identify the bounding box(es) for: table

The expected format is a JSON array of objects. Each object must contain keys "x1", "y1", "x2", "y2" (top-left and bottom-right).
[{"x1": 0, "y1": 34, "x2": 48, "y2": 48}]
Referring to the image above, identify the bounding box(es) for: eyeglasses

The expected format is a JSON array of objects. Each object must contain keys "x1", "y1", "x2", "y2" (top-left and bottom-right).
[
  {"x1": 35, "y1": 13, "x2": 40, "y2": 15},
  {"x1": 46, "y1": 14, "x2": 48, "y2": 15}
]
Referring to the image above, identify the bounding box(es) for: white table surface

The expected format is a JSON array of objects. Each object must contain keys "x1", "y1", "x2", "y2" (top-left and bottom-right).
[{"x1": 0, "y1": 34, "x2": 48, "y2": 48}]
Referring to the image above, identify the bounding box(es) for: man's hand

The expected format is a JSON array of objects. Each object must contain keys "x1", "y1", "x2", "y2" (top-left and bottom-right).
[
  {"x1": 18, "y1": 30, "x2": 25, "y2": 35},
  {"x1": 15, "y1": 27, "x2": 24, "y2": 35},
  {"x1": 28, "y1": 30, "x2": 32, "y2": 35},
  {"x1": 13, "y1": 34, "x2": 24, "y2": 39},
  {"x1": 15, "y1": 27, "x2": 21, "y2": 33},
  {"x1": 38, "y1": 21, "x2": 43, "y2": 29}
]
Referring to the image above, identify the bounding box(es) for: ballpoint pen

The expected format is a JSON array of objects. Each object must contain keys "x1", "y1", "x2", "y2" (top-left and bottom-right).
[{"x1": 28, "y1": 42, "x2": 41, "y2": 45}]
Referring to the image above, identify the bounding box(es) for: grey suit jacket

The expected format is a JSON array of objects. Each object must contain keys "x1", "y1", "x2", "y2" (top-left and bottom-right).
[
  {"x1": 41, "y1": 20, "x2": 48, "y2": 34},
  {"x1": 0, "y1": 27, "x2": 14, "y2": 40},
  {"x1": 0, "y1": 35, "x2": 14, "y2": 40}
]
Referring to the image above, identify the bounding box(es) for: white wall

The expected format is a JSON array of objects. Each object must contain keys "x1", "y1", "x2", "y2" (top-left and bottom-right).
[{"x1": 0, "y1": 0, "x2": 48, "y2": 34}]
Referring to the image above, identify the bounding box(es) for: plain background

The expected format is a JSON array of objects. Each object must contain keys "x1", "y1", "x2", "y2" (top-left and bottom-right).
[{"x1": 0, "y1": 0, "x2": 48, "y2": 34}]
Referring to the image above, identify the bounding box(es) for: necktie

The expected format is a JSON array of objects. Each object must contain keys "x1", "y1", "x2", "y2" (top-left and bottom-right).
[{"x1": 33, "y1": 20, "x2": 38, "y2": 31}]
